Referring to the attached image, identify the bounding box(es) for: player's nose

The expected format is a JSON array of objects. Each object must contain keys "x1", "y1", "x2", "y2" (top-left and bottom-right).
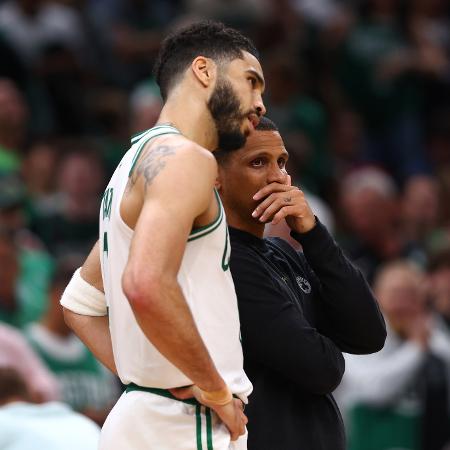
[
  {"x1": 254, "y1": 95, "x2": 266, "y2": 117},
  {"x1": 267, "y1": 164, "x2": 287, "y2": 184}
]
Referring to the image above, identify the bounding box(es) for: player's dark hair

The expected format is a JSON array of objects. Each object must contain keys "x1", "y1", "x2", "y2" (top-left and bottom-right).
[
  {"x1": 215, "y1": 116, "x2": 279, "y2": 165},
  {"x1": 255, "y1": 116, "x2": 278, "y2": 132},
  {"x1": 154, "y1": 21, "x2": 258, "y2": 101}
]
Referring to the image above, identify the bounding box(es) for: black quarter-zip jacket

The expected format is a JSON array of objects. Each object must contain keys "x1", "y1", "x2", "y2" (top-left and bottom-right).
[{"x1": 229, "y1": 220, "x2": 386, "y2": 450}]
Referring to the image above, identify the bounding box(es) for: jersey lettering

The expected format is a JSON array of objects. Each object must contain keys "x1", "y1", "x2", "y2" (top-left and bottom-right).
[{"x1": 102, "y1": 188, "x2": 114, "y2": 220}]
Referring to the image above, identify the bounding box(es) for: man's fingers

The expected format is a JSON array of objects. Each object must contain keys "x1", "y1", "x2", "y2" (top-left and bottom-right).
[
  {"x1": 212, "y1": 398, "x2": 247, "y2": 442},
  {"x1": 253, "y1": 188, "x2": 301, "y2": 219},
  {"x1": 271, "y1": 206, "x2": 299, "y2": 225},
  {"x1": 257, "y1": 198, "x2": 289, "y2": 223},
  {"x1": 253, "y1": 182, "x2": 294, "y2": 201}
]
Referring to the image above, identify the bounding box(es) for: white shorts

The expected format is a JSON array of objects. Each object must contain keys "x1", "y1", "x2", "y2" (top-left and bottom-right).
[{"x1": 99, "y1": 388, "x2": 247, "y2": 450}]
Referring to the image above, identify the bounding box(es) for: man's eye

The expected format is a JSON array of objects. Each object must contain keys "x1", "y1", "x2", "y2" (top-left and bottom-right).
[
  {"x1": 278, "y1": 158, "x2": 286, "y2": 169},
  {"x1": 248, "y1": 77, "x2": 257, "y2": 87},
  {"x1": 251, "y1": 158, "x2": 264, "y2": 167}
]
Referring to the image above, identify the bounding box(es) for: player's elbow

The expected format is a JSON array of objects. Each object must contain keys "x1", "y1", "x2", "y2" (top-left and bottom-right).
[
  {"x1": 62, "y1": 307, "x2": 76, "y2": 331},
  {"x1": 122, "y1": 268, "x2": 165, "y2": 314}
]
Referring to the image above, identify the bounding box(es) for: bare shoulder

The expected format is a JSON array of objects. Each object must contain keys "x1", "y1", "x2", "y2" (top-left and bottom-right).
[
  {"x1": 182, "y1": 140, "x2": 217, "y2": 169},
  {"x1": 169, "y1": 136, "x2": 216, "y2": 165},
  {"x1": 130, "y1": 134, "x2": 216, "y2": 192}
]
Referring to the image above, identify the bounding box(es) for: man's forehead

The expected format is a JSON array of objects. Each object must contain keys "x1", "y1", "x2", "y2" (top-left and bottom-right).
[
  {"x1": 240, "y1": 130, "x2": 287, "y2": 155},
  {"x1": 230, "y1": 52, "x2": 264, "y2": 81},
  {"x1": 241, "y1": 51, "x2": 263, "y2": 70}
]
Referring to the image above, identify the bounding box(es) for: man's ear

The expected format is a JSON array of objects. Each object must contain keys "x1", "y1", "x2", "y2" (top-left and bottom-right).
[
  {"x1": 191, "y1": 56, "x2": 216, "y2": 88},
  {"x1": 214, "y1": 177, "x2": 221, "y2": 190}
]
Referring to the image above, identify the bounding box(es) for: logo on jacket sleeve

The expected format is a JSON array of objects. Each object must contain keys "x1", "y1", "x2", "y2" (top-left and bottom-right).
[{"x1": 296, "y1": 276, "x2": 311, "y2": 294}]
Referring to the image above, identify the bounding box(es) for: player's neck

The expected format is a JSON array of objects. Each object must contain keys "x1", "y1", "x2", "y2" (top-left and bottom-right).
[{"x1": 158, "y1": 93, "x2": 218, "y2": 151}]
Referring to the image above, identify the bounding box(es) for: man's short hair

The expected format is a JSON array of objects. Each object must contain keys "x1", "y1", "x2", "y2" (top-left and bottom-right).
[
  {"x1": 154, "y1": 20, "x2": 258, "y2": 101},
  {"x1": 215, "y1": 116, "x2": 279, "y2": 165},
  {"x1": 255, "y1": 116, "x2": 278, "y2": 132}
]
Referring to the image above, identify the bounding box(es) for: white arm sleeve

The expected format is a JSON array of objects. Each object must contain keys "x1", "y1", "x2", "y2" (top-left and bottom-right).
[{"x1": 60, "y1": 268, "x2": 107, "y2": 316}]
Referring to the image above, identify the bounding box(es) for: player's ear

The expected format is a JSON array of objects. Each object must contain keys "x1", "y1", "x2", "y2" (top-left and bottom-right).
[
  {"x1": 214, "y1": 177, "x2": 221, "y2": 190},
  {"x1": 191, "y1": 56, "x2": 216, "y2": 88}
]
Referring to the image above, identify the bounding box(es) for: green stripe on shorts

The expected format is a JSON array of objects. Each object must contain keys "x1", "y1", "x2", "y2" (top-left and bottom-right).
[
  {"x1": 206, "y1": 407, "x2": 213, "y2": 450},
  {"x1": 196, "y1": 404, "x2": 203, "y2": 450}
]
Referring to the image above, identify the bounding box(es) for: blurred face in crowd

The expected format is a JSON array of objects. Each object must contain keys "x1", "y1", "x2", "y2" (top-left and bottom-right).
[
  {"x1": 23, "y1": 142, "x2": 59, "y2": 194},
  {"x1": 58, "y1": 153, "x2": 105, "y2": 200},
  {"x1": 217, "y1": 129, "x2": 289, "y2": 227},
  {"x1": 341, "y1": 186, "x2": 400, "y2": 255},
  {"x1": 374, "y1": 263, "x2": 427, "y2": 330},
  {"x1": 402, "y1": 175, "x2": 439, "y2": 235},
  {"x1": 0, "y1": 79, "x2": 28, "y2": 143}
]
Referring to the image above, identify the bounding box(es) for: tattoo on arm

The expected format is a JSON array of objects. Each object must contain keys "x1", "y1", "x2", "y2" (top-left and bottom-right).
[{"x1": 131, "y1": 144, "x2": 178, "y2": 191}]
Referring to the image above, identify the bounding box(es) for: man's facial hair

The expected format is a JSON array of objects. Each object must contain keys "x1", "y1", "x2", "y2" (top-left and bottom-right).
[{"x1": 208, "y1": 77, "x2": 248, "y2": 152}]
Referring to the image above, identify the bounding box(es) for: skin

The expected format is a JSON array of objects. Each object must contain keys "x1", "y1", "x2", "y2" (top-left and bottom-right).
[
  {"x1": 374, "y1": 264, "x2": 430, "y2": 349},
  {"x1": 217, "y1": 129, "x2": 316, "y2": 238},
  {"x1": 64, "y1": 50, "x2": 265, "y2": 441}
]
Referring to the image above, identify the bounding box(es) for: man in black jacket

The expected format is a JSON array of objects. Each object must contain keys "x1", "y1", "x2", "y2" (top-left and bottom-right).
[{"x1": 215, "y1": 117, "x2": 387, "y2": 450}]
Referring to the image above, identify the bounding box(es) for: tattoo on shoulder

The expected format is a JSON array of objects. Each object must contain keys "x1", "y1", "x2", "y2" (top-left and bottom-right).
[{"x1": 131, "y1": 144, "x2": 179, "y2": 190}]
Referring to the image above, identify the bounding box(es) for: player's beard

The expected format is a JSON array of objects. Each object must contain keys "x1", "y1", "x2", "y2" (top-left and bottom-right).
[{"x1": 208, "y1": 77, "x2": 248, "y2": 152}]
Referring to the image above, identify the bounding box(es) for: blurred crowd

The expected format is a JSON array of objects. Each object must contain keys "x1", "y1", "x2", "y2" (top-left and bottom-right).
[{"x1": 0, "y1": 0, "x2": 449, "y2": 448}]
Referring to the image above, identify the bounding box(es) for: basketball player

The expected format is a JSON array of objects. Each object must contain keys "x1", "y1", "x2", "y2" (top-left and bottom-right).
[{"x1": 61, "y1": 21, "x2": 265, "y2": 449}]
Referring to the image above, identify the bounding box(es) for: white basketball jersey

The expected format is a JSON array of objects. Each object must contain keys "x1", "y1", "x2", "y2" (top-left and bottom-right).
[{"x1": 99, "y1": 125, "x2": 252, "y2": 399}]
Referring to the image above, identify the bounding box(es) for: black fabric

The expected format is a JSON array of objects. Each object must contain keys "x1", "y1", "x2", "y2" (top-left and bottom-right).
[
  {"x1": 420, "y1": 353, "x2": 450, "y2": 450},
  {"x1": 229, "y1": 220, "x2": 386, "y2": 450}
]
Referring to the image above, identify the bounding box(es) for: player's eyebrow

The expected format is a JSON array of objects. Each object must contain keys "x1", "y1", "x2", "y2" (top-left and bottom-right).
[
  {"x1": 246, "y1": 69, "x2": 265, "y2": 93},
  {"x1": 241, "y1": 149, "x2": 289, "y2": 161}
]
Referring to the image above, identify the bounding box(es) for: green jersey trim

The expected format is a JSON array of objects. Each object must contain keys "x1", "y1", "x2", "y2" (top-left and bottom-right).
[
  {"x1": 128, "y1": 127, "x2": 181, "y2": 177},
  {"x1": 130, "y1": 125, "x2": 178, "y2": 144},
  {"x1": 188, "y1": 190, "x2": 224, "y2": 242}
]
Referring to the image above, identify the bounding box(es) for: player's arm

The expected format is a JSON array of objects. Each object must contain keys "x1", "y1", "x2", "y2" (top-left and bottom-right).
[
  {"x1": 61, "y1": 241, "x2": 117, "y2": 375},
  {"x1": 122, "y1": 144, "x2": 246, "y2": 439},
  {"x1": 122, "y1": 144, "x2": 225, "y2": 391}
]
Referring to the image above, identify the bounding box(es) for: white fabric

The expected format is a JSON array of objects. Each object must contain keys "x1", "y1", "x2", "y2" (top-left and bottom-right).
[
  {"x1": 335, "y1": 320, "x2": 450, "y2": 413},
  {"x1": 99, "y1": 125, "x2": 252, "y2": 399},
  {"x1": 60, "y1": 268, "x2": 107, "y2": 317},
  {"x1": 99, "y1": 390, "x2": 247, "y2": 450}
]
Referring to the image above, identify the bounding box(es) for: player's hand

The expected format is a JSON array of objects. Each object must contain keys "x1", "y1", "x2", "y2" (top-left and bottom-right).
[
  {"x1": 169, "y1": 385, "x2": 247, "y2": 441},
  {"x1": 252, "y1": 176, "x2": 316, "y2": 233}
]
